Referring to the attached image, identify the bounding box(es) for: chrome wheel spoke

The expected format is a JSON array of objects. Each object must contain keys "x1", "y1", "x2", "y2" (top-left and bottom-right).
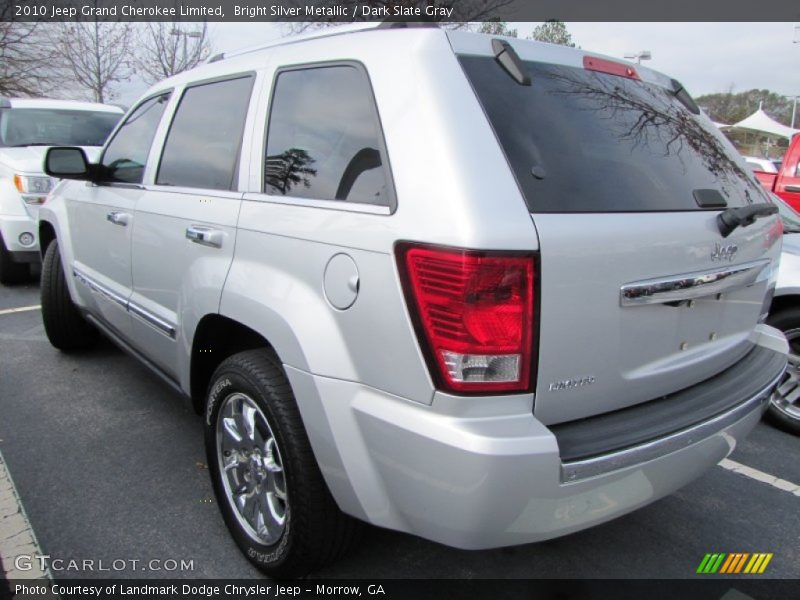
[{"x1": 265, "y1": 491, "x2": 287, "y2": 526}]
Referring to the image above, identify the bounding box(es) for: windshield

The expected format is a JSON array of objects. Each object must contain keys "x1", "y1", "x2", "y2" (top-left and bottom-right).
[
  {"x1": 460, "y1": 56, "x2": 769, "y2": 213},
  {"x1": 0, "y1": 108, "x2": 121, "y2": 148}
]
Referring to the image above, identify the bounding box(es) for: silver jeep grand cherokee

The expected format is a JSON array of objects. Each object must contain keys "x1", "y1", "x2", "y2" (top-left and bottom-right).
[{"x1": 38, "y1": 24, "x2": 787, "y2": 577}]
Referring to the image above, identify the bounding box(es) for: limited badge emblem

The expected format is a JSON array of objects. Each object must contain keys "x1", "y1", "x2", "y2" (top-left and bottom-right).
[
  {"x1": 711, "y1": 243, "x2": 738, "y2": 262},
  {"x1": 549, "y1": 376, "x2": 596, "y2": 392}
]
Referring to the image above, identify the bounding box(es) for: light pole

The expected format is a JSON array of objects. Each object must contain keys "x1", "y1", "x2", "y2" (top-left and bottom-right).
[
  {"x1": 624, "y1": 50, "x2": 652, "y2": 64},
  {"x1": 170, "y1": 29, "x2": 202, "y2": 66}
]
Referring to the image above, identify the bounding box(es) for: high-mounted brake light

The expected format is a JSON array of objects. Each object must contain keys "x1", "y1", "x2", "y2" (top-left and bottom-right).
[
  {"x1": 583, "y1": 56, "x2": 640, "y2": 80},
  {"x1": 396, "y1": 243, "x2": 537, "y2": 394}
]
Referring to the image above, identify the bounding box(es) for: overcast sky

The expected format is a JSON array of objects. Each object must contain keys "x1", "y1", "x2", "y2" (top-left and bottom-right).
[{"x1": 117, "y1": 22, "x2": 800, "y2": 104}]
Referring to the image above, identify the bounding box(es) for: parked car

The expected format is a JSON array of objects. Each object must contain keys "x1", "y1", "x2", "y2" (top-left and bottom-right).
[
  {"x1": 767, "y1": 208, "x2": 800, "y2": 433},
  {"x1": 37, "y1": 24, "x2": 787, "y2": 577},
  {"x1": 751, "y1": 133, "x2": 800, "y2": 211},
  {"x1": 743, "y1": 156, "x2": 779, "y2": 174},
  {"x1": 0, "y1": 98, "x2": 123, "y2": 284}
]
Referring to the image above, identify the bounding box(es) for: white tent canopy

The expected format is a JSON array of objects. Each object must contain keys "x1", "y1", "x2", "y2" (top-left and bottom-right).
[{"x1": 728, "y1": 109, "x2": 799, "y2": 139}]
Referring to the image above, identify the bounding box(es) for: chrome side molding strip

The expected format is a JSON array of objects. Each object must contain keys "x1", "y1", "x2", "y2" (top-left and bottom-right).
[
  {"x1": 620, "y1": 259, "x2": 770, "y2": 307},
  {"x1": 128, "y1": 303, "x2": 177, "y2": 339},
  {"x1": 560, "y1": 367, "x2": 785, "y2": 483},
  {"x1": 73, "y1": 267, "x2": 177, "y2": 340},
  {"x1": 73, "y1": 268, "x2": 128, "y2": 309}
]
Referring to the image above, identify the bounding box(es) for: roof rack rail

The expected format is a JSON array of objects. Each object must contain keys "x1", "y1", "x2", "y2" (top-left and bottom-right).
[
  {"x1": 205, "y1": 21, "x2": 439, "y2": 65},
  {"x1": 377, "y1": 20, "x2": 440, "y2": 29}
]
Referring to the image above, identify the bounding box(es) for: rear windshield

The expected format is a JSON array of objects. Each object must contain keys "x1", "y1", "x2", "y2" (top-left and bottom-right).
[
  {"x1": 460, "y1": 56, "x2": 767, "y2": 213},
  {"x1": 0, "y1": 108, "x2": 121, "y2": 148}
]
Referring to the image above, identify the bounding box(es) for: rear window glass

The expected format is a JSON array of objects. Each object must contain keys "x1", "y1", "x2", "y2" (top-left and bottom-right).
[
  {"x1": 460, "y1": 56, "x2": 767, "y2": 213},
  {"x1": 264, "y1": 65, "x2": 392, "y2": 207}
]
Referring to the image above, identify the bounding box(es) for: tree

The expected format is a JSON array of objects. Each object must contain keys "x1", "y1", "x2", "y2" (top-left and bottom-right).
[
  {"x1": 135, "y1": 22, "x2": 213, "y2": 85},
  {"x1": 286, "y1": 0, "x2": 516, "y2": 33},
  {"x1": 696, "y1": 89, "x2": 795, "y2": 126},
  {"x1": 477, "y1": 21, "x2": 517, "y2": 37},
  {"x1": 50, "y1": 20, "x2": 134, "y2": 103},
  {"x1": 0, "y1": 5, "x2": 56, "y2": 97},
  {"x1": 529, "y1": 20, "x2": 576, "y2": 47}
]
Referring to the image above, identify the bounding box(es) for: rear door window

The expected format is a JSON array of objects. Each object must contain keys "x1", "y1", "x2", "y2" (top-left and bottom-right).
[
  {"x1": 460, "y1": 56, "x2": 767, "y2": 213},
  {"x1": 157, "y1": 75, "x2": 254, "y2": 191},
  {"x1": 101, "y1": 94, "x2": 170, "y2": 184},
  {"x1": 264, "y1": 64, "x2": 392, "y2": 207}
]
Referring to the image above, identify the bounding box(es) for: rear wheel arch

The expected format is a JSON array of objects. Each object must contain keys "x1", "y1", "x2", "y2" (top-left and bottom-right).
[{"x1": 190, "y1": 314, "x2": 283, "y2": 414}]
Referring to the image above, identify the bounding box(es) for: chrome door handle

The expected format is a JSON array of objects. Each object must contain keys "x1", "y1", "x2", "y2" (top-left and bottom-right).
[
  {"x1": 785, "y1": 185, "x2": 800, "y2": 193},
  {"x1": 106, "y1": 211, "x2": 130, "y2": 226},
  {"x1": 185, "y1": 225, "x2": 223, "y2": 248}
]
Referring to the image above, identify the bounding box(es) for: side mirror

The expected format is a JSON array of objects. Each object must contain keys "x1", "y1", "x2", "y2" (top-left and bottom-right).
[{"x1": 44, "y1": 147, "x2": 92, "y2": 180}]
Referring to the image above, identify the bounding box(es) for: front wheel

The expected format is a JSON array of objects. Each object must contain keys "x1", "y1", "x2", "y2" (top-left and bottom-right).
[
  {"x1": 40, "y1": 240, "x2": 97, "y2": 351},
  {"x1": 766, "y1": 307, "x2": 800, "y2": 435},
  {"x1": 204, "y1": 350, "x2": 361, "y2": 578}
]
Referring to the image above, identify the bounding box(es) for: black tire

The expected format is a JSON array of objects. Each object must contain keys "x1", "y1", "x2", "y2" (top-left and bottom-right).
[
  {"x1": 765, "y1": 307, "x2": 800, "y2": 435},
  {"x1": 205, "y1": 350, "x2": 361, "y2": 578},
  {"x1": 0, "y1": 232, "x2": 30, "y2": 285},
  {"x1": 40, "y1": 240, "x2": 97, "y2": 351}
]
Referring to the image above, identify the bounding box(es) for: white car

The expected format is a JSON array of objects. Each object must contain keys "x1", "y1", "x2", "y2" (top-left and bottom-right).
[
  {"x1": 743, "y1": 156, "x2": 781, "y2": 173},
  {"x1": 0, "y1": 98, "x2": 122, "y2": 283}
]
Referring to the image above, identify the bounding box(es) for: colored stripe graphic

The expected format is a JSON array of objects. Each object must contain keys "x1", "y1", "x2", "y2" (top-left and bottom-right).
[
  {"x1": 758, "y1": 554, "x2": 773, "y2": 573},
  {"x1": 699, "y1": 553, "x2": 773, "y2": 574},
  {"x1": 719, "y1": 554, "x2": 736, "y2": 574}
]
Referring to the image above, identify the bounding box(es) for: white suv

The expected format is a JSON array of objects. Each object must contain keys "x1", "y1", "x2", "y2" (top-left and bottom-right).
[
  {"x1": 0, "y1": 98, "x2": 122, "y2": 283},
  {"x1": 38, "y1": 24, "x2": 787, "y2": 577}
]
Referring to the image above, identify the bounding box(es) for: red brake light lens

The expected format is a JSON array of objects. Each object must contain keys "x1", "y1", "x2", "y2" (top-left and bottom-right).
[
  {"x1": 397, "y1": 243, "x2": 536, "y2": 394},
  {"x1": 583, "y1": 55, "x2": 640, "y2": 80}
]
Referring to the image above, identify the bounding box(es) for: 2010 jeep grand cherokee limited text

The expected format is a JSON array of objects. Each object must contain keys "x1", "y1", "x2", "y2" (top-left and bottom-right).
[{"x1": 37, "y1": 24, "x2": 788, "y2": 577}]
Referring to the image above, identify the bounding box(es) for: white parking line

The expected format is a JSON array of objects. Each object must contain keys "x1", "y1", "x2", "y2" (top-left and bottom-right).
[
  {"x1": 0, "y1": 449, "x2": 50, "y2": 580},
  {"x1": 719, "y1": 458, "x2": 800, "y2": 497},
  {"x1": 0, "y1": 305, "x2": 40, "y2": 316}
]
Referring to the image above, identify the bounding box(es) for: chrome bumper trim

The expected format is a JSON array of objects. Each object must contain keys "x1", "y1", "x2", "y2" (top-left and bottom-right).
[{"x1": 560, "y1": 366, "x2": 786, "y2": 483}]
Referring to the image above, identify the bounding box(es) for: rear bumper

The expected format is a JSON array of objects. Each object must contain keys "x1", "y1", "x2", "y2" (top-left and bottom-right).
[
  {"x1": 0, "y1": 215, "x2": 39, "y2": 258},
  {"x1": 286, "y1": 326, "x2": 787, "y2": 550}
]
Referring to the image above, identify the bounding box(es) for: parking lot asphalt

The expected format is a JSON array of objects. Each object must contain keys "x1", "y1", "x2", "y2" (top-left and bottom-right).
[{"x1": 0, "y1": 280, "x2": 798, "y2": 580}]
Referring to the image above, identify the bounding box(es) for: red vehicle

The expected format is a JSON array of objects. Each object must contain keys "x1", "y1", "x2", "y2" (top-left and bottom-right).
[{"x1": 754, "y1": 134, "x2": 800, "y2": 211}]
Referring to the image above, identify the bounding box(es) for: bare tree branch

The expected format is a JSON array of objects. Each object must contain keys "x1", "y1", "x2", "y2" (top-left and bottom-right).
[
  {"x1": 284, "y1": 0, "x2": 515, "y2": 34},
  {"x1": 0, "y1": 5, "x2": 61, "y2": 97},
  {"x1": 49, "y1": 8, "x2": 134, "y2": 104},
  {"x1": 134, "y1": 22, "x2": 213, "y2": 85}
]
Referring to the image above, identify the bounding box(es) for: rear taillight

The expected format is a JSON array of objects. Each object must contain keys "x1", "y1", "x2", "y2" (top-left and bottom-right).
[{"x1": 396, "y1": 243, "x2": 537, "y2": 394}]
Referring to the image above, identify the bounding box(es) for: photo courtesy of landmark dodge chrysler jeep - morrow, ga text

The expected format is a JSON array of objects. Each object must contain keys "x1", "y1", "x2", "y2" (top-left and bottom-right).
[
  {"x1": 0, "y1": 98, "x2": 122, "y2": 284},
  {"x1": 37, "y1": 24, "x2": 788, "y2": 577}
]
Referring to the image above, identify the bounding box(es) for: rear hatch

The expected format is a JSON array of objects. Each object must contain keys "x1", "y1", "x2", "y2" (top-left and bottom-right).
[{"x1": 456, "y1": 38, "x2": 782, "y2": 425}]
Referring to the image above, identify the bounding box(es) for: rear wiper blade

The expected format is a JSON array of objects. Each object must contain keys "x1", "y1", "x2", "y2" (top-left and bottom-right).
[
  {"x1": 717, "y1": 203, "x2": 778, "y2": 238},
  {"x1": 492, "y1": 39, "x2": 531, "y2": 86}
]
